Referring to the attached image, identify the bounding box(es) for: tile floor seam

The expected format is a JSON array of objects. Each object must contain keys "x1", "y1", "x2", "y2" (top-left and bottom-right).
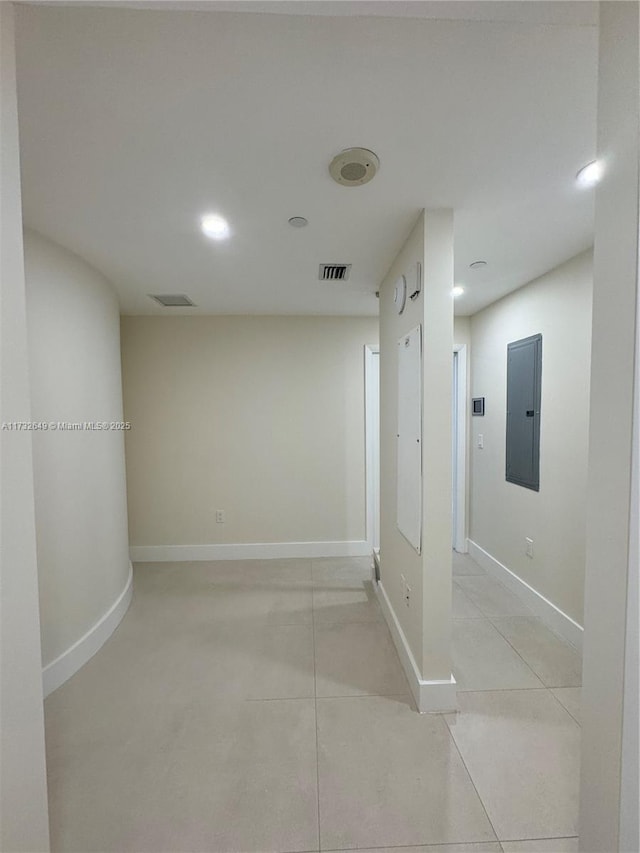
[
  {"x1": 500, "y1": 835, "x2": 579, "y2": 841},
  {"x1": 547, "y1": 690, "x2": 581, "y2": 727},
  {"x1": 456, "y1": 687, "x2": 549, "y2": 694},
  {"x1": 482, "y1": 619, "x2": 551, "y2": 687},
  {"x1": 442, "y1": 714, "x2": 501, "y2": 845},
  {"x1": 311, "y1": 578, "x2": 322, "y2": 853},
  {"x1": 321, "y1": 843, "x2": 504, "y2": 852}
]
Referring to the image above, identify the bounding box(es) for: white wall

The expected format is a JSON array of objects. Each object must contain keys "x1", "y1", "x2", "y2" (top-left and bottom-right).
[
  {"x1": 121, "y1": 315, "x2": 378, "y2": 554},
  {"x1": 24, "y1": 230, "x2": 131, "y2": 684},
  {"x1": 378, "y1": 210, "x2": 455, "y2": 711},
  {"x1": 468, "y1": 250, "x2": 592, "y2": 627},
  {"x1": 579, "y1": 3, "x2": 639, "y2": 850},
  {"x1": 454, "y1": 316, "x2": 471, "y2": 547},
  {"x1": 0, "y1": 6, "x2": 50, "y2": 850},
  {"x1": 454, "y1": 316, "x2": 471, "y2": 349},
  {"x1": 379, "y1": 216, "x2": 429, "y2": 666}
]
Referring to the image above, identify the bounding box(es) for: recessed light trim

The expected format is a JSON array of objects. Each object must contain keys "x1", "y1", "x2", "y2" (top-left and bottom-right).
[
  {"x1": 469, "y1": 260, "x2": 487, "y2": 269},
  {"x1": 201, "y1": 214, "x2": 230, "y2": 240},
  {"x1": 288, "y1": 216, "x2": 308, "y2": 228},
  {"x1": 452, "y1": 286, "x2": 465, "y2": 297},
  {"x1": 576, "y1": 159, "x2": 603, "y2": 188}
]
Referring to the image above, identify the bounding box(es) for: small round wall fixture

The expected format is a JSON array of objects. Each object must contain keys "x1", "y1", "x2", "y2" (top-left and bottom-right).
[
  {"x1": 288, "y1": 216, "x2": 308, "y2": 228},
  {"x1": 329, "y1": 148, "x2": 380, "y2": 187},
  {"x1": 394, "y1": 275, "x2": 407, "y2": 314},
  {"x1": 469, "y1": 260, "x2": 488, "y2": 269}
]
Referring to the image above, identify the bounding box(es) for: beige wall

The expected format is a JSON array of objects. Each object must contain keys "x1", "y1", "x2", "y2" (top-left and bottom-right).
[
  {"x1": 121, "y1": 315, "x2": 378, "y2": 547},
  {"x1": 379, "y1": 210, "x2": 454, "y2": 695},
  {"x1": 25, "y1": 230, "x2": 131, "y2": 669},
  {"x1": 454, "y1": 316, "x2": 471, "y2": 348},
  {"x1": 469, "y1": 250, "x2": 592, "y2": 626},
  {"x1": 379, "y1": 216, "x2": 428, "y2": 665},
  {"x1": 0, "y1": 6, "x2": 50, "y2": 850}
]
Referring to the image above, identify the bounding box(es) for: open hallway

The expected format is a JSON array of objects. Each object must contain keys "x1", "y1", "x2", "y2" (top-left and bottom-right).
[{"x1": 45, "y1": 554, "x2": 581, "y2": 853}]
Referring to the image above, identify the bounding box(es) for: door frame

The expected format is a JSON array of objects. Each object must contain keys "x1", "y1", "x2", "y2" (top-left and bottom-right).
[
  {"x1": 453, "y1": 344, "x2": 468, "y2": 552},
  {"x1": 364, "y1": 344, "x2": 380, "y2": 552}
]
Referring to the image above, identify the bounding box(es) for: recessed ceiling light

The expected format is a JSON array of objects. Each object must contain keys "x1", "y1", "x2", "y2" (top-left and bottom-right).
[
  {"x1": 288, "y1": 216, "x2": 308, "y2": 228},
  {"x1": 576, "y1": 159, "x2": 603, "y2": 188},
  {"x1": 452, "y1": 286, "x2": 465, "y2": 297},
  {"x1": 201, "y1": 214, "x2": 230, "y2": 240},
  {"x1": 469, "y1": 260, "x2": 487, "y2": 269}
]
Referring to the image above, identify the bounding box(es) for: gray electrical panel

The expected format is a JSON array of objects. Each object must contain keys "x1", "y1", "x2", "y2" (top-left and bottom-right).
[{"x1": 506, "y1": 334, "x2": 542, "y2": 491}]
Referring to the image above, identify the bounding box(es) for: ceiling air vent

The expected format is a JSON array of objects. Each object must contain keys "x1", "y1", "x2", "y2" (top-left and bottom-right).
[
  {"x1": 150, "y1": 294, "x2": 196, "y2": 307},
  {"x1": 319, "y1": 263, "x2": 352, "y2": 282}
]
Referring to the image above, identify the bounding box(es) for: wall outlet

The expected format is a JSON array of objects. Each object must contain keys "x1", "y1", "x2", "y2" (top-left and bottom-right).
[
  {"x1": 477, "y1": 434, "x2": 484, "y2": 449},
  {"x1": 525, "y1": 537, "x2": 534, "y2": 558},
  {"x1": 216, "y1": 510, "x2": 225, "y2": 523}
]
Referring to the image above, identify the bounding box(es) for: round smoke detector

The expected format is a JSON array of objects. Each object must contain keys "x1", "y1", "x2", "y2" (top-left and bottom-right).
[{"x1": 329, "y1": 148, "x2": 380, "y2": 187}]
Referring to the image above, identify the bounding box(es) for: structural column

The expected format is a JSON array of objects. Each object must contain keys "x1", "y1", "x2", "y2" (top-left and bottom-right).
[
  {"x1": 579, "y1": 3, "x2": 639, "y2": 850},
  {"x1": 0, "y1": 4, "x2": 51, "y2": 850}
]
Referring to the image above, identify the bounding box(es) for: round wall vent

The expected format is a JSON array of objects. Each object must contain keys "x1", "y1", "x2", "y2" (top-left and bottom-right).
[{"x1": 329, "y1": 148, "x2": 380, "y2": 187}]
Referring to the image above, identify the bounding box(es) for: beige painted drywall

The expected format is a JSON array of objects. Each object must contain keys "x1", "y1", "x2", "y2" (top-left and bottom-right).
[
  {"x1": 0, "y1": 6, "x2": 50, "y2": 850},
  {"x1": 579, "y1": 3, "x2": 639, "y2": 850},
  {"x1": 454, "y1": 316, "x2": 471, "y2": 348},
  {"x1": 121, "y1": 315, "x2": 378, "y2": 546},
  {"x1": 379, "y1": 216, "x2": 428, "y2": 665},
  {"x1": 469, "y1": 250, "x2": 592, "y2": 625},
  {"x1": 454, "y1": 316, "x2": 471, "y2": 546},
  {"x1": 24, "y1": 230, "x2": 130, "y2": 668},
  {"x1": 379, "y1": 210, "x2": 454, "y2": 681}
]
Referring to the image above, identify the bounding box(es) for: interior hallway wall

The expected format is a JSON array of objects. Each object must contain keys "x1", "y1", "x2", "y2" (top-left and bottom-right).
[
  {"x1": 121, "y1": 315, "x2": 378, "y2": 551},
  {"x1": 454, "y1": 316, "x2": 471, "y2": 548},
  {"x1": 378, "y1": 210, "x2": 455, "y2": 710},
  {"x1": 24, "y1": 230, "x2": 131, "y2": 681},
  {"x1": 579, "y1": 2, "x2": 639, "y2": 849},
  {"x1": 0, "y1": 6, "x2": 50, "y2": 850},
  {"x1": 468, "y1": 250, "x2": 593, "y2": 626}
]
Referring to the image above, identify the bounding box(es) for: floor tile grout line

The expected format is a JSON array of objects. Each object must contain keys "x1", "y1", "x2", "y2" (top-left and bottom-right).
[
  {"x1": 310, "y1": 567, "x2": 322, "y2": 853},
  {"x1": 546, "y1": 687, "x2": 582, "y2": 727},
  {"x1": 487, "y1": 613, "x2": 582, "y2": 690},
  {"x1": 501, "y1": 835, "x2": 579, "y2": 842},
  {"x1": 321, "y1": 841, "x2": 507, "y2": 852},
  {"x1": 486, "y1": 617, "x2": 563, "y2": 689},
  {"x1": 246, "y1": 691, "x2": 413, "y2": 703},
  {"x1": 457, "y1": 687, "x2": 550, "y2": 694},
  {"x1": 442, "y1": 713, "x2": 502, "y2": 845}
]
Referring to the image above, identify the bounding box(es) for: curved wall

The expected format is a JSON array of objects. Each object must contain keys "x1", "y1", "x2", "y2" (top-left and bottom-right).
[{"x1": 24, "y1": 229, "x2": 130, "y2": 694}]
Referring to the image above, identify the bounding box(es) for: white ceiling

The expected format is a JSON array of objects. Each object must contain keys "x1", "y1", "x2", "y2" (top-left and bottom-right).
[{"x1": 15, "y1": 2, "x2": 598, "y2": 316}]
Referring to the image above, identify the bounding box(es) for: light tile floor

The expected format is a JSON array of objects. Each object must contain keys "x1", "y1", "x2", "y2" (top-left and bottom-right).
[{"x1": 45, "y1": 552, "x2": 581, "y2": 853}]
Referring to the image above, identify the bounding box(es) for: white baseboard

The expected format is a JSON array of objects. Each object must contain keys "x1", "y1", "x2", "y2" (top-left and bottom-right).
[
  {"x1": 129, "y1": 540, "x2": 370, "y2": 562},
  {"x1": 467, "y1": 539, "x2": 584, "y2": 651},
  {"x1": 42, "y1": 562, "x2": 133, "y2": 697},
  {"x1": 374, "y1": 580, "x2": 457, "y2": 713}
]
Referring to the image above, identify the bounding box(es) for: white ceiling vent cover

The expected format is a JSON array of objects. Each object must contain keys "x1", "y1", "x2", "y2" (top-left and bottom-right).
[
  {"x1": 329, "y1": 148, "x2": 379, "y2": 187},
  {"x1": 319, "y1": 264, "x2": 352, "y2": 281},
  {"x1": 150, "y1": 294, "x2": 196, "y2": 307}
]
